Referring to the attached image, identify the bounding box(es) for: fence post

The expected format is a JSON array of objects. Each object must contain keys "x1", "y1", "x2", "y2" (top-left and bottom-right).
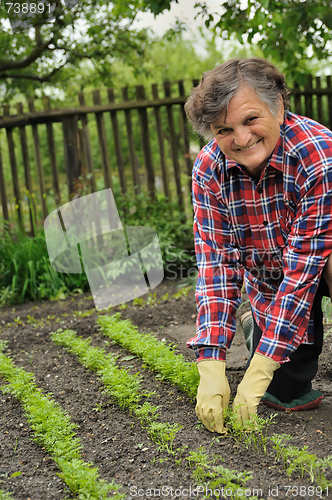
[
  {"x1": 178, "y1": 80, "x2": 192, "y2": 198},
  {"x1": 16, "y1": 102, "x2": 36, "y2": 236},
  {"x1": 122, "y1": 87, "x2": 141, "y2": 195},
  {"x1": 78, "y1": 92, "x2": 96, "y2": 193},
  {"x1": 135, "y1": 85, "x2": 156, "y2": 200},
  {"x1": 305, "y1": 74, "x2": 313, "y2": 119},
  {"x1": 43, "y1": 97, "x2": 61, "y2": 206},
  {"x1": 327, "y1": 76, "x2": 332, "y2": 131},
  {"x1": 0, "y1": 132, "x2": 9, "y2": 225},
  {"x1": 163, "y1": 81, "x2": 184, "y2": 214},
  {"x1": 62, "y1": 116, "x2": 81, "y2": 199},
  {"x1": 3, "y1": 105, "x2": 24, "y2": 230},
  {"x1": 92, "y1": 90, "x2": 113, "y2": 190},
  {"x1": 315, "y1": 76, "x2": 323, "y2": 124},
  {"x1": 151, "y1": 83, "x2": 170, "y2": 200},
  {"x1": 108, "y1": 88, "x2": 126, "y2": 194},
  {"x1": 192, "y1": 79, "x2": 206, "y2": 150},
  {"x1": 28, "y1": 98, "x2": 48, "y2": 220}
]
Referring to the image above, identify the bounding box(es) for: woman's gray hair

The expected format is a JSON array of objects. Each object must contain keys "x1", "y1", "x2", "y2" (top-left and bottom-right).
[{"x1": 185, "y1": 57, "x2": 290, "y2": 140}]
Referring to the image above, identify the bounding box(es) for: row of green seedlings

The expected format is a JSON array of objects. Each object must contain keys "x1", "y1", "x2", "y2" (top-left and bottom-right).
[
  {"x1": 97, "y1": 313, "x2": 332, "y2": 489},
  {"x1": 50, "y1": 328, "x2": 259, "y2": 500},
  {"x1": 0, "y1": 327, "x2": 253, "y2": 500},
  {"x1": 0, "y1": 340, "x2": 125, "y2": 500},
  {"x1": 50, "y1": 328, "x2": 184, "y2": 457}
]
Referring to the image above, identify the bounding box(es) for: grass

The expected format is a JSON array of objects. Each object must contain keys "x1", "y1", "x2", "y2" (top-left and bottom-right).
[
  {"x1": 0, "y1": 340, "x2": 124, "y2": 500},
  {"x1": 0, "y1": 193, "x2": 194, "y2": 306},
  {"x1": 50, "y1": 328, "x2": 183, "y2": 455},
  {"x1": 97, "y1": 313, "x2": 200, "y2": 399}
]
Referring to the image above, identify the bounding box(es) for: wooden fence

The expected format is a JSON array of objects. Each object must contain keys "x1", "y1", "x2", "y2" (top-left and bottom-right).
[{"x1": 1, "y1": 74, "x2": 332, "y2": 234}]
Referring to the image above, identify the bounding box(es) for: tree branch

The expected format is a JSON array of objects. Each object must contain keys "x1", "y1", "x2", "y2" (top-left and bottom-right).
[
  {"x1": 0, "y1": 62, "x2": 67, "y2": 82},
  {"x1": 0, "y1": 39, "x2": 52, "y2": 71}
]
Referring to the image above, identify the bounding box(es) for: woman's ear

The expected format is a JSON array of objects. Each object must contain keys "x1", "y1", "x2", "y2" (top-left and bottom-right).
[{"x1": 277, "y1": 95, "x2": 285, "y2": 125}]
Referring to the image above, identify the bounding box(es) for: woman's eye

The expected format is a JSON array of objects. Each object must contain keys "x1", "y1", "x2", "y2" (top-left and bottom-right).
[
  {"x1": 218, "y1": 128, "x2": 230, "y2": 135},
  {"x1": 247, "y1": 117, "x2": 257, "y2": 124}
]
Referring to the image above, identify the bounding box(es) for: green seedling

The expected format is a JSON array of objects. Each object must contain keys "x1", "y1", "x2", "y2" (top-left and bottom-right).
[
  {"x1": 51, "y1": 329, "x2": 183, "y2": 457},
  {"x1": 9, "y1": 472, "x2": 21, "y2": 478},
  {"x1": 171, "y1": 287, "x2": 190, "y2": 300},
  {"x1": 0, "y1": 341, "x2": 124, "y2": 500},
  {"x1": 226, "y1": 407, "x2": 276, "y2": 454},
  {"x1": 186, "y1": 446, "x2": 216, "y2": 483},
  {"x1": 147, "y1": 293, "x2": 158, "y2": 306},
  {"x1": 270, "y1": 433, "x2": 332, "y2": 487},
  {"x1": 186, "y1": 445, "x2": 255, "y2": 500},
  {"x1": 97, "y1": 314, "x2": 199, "y2": 398},
  {"x1": 133, "y1": 297, "x2": 146, "y2": 308},
  {"x1": 8, "y1": 436, "x2": 18, "y2": 452},
  {"x1": 148, "y1": 422, "x2": 183, "y2": 455},
  {"x1": 0, "y1": 490, "x2": 15, "y2": 500}
]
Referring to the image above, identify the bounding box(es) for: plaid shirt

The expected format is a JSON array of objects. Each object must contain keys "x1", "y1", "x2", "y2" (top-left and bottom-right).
[{"x1": 187, "y1": 111, "x2": 332, "y2": 364}]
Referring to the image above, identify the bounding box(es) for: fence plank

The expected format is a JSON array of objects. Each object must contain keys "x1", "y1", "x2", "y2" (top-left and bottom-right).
[
  {"x1": 163, "y1": 81, "x2": 184, "y2": 212},
  {"x1": 192, "y1": 79, "x2": 206, "y2": 150},
  {"x1": 92, "y1": 90, "x2": 113, "y2": 190},
  {"x1": 78, "y1": 92, "x2": 96, "y2": 193},
  {"x1": 16, "y1": 102, "x2": 36, "y2": 235},
  {"x1": 28, "y1": 98, "x2": 48, "y2": 220},
  {"x1": 108, "y1": 88, "x2": 126, "y2": 194},
  {"x1": 3, "y1": 105, "x2": 24, "y2": 230},
  {"x1": 152, "y1": 83, "x2": 170, "y2": 199},
  {"x1": 43, "y1": 97, "x2": 61, "y2": 206},
  {"x1": 304, "y1": 75, "x2": 313, "y2": 119},
  {"x1": 292, "y1": 82, "x2": 302, "y2": 115},
  {"x1": 327, "y1": 76, "x2": 332, "y2": 131},
  {"x1": 0, "y1": 132, "x2": 9, "y2": 224},
  {"x1": 315, "y1": 76, "x2": 323, "y2": 124},
  {"x1": 178, "y1": 80, "x2": 192, "y2": 197},
  {"x1": 136, "y1": 85, "x2": 156, "y2": 199},
  {"x1": 122, "y1": 87, "x2": 140, "y2": 195},
  {"x1": 62, "y1": 116, "x2": 81, "y2": 198}
]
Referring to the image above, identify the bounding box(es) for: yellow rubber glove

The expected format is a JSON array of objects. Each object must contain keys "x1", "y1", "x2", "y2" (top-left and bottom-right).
[
  {"x1": 233, "y1": 353, "x2": 280, "y2": 423},
  {"x1": 196, "y1": 360, "x2": 230, "y2": 434}
]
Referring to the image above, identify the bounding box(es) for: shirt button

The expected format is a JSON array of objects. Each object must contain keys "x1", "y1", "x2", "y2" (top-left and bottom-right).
[
  {"x1": 257, "y1": 186, "x2": 263, "y2": 194},
  {"x1": 263, "y1": 221, "x2": 268, "y2": 226}
]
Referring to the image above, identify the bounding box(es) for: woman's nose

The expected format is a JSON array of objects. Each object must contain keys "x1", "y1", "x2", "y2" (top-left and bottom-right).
[{"x1": 233, "y1": 128, "x2": 252, "y2": 148}]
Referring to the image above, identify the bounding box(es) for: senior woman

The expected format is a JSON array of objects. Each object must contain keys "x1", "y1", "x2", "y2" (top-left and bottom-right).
[{"x1": 185, "y1": 57, "x2": 332, "y2": 434}]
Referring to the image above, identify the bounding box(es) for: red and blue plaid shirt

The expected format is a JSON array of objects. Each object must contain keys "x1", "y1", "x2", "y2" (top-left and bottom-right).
[{"x1": 187, "y1": 111, "x2": 332, "y2": 364}]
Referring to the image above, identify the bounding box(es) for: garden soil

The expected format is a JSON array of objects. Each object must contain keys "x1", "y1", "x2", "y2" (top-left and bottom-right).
[{"x1": 0, "y1": 278, "x2": 332, "y2": 500}]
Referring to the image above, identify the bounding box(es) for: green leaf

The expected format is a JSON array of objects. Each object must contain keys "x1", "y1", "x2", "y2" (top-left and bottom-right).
[{"x1": 10, "y1": 471, "x2": 22, "y2": 478}]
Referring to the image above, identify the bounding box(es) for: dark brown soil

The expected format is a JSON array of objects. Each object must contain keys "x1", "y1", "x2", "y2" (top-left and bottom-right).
[{"x1": 0, "y1": 279, "x2": 332, "y2": 500}]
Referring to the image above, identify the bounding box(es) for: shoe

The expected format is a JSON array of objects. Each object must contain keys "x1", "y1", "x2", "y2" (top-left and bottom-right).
[{"x1": 261, "y1": 390, "x2": 324, "y2": 412}]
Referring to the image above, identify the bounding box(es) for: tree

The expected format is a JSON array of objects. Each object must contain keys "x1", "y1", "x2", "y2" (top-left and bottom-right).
[
  {"x1": 194, "y1": 0, "x2": 332, "y2": 82},
  {"x1": 0, "y1": 0, "x2": 176, "y2": 99}
]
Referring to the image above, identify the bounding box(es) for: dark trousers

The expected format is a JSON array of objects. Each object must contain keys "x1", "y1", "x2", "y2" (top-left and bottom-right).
[{"x1": 248, "y1": 277, "x2": 329, "y2": 403}]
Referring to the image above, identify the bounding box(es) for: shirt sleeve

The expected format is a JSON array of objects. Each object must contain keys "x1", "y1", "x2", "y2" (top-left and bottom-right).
[
  {"x1": 257, "y1": 158, "x2": 332, "y2": 363},
  {"x1": 187, "y1": 156, "x2": 244, "y2": 362}
]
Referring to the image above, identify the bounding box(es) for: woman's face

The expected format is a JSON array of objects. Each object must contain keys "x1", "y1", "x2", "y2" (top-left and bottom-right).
[{"x1": 210, "y1": 85, "x2": 284, "y2": 179}]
